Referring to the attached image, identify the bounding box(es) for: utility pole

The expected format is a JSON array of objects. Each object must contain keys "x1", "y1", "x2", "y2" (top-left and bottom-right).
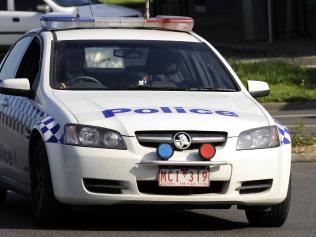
[{"x1": 267, "y1": 0, "x2": 273, "y2": 43}]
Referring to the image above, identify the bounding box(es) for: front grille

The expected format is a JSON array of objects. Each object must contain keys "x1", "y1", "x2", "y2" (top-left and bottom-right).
[
  {"x1": 83, "y1": 178, "x2": 128, "y2": 194},
  {"x1": 236, "y1": 179, "x2": 273, "y2": 194},
  {"x1": 136, "y1": 131, "x2": 227, "y2": 149},
  {"x1": 137, "y1": 181, "x2": 226, "y2": 195}
]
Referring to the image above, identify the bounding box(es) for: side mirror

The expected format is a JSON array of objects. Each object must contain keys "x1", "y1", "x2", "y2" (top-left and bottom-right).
[
  {"x1": 36, "y1": 4, "x2": 51, "y2": 13},
  {"x1": 0, "y1": 79, "x2": 31, "y2": 97},
  {"x1": 247, "y1": 80, "x2": 270, "y2": 98}
]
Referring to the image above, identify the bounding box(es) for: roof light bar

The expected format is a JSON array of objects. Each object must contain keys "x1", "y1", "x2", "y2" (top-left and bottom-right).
[
  {"x1": 41, "y1": 15, "x2": 94, "y2": 30},
  {"x1": 40, "y1": 15, "x2": 194, "y2": 32},
  {"x1": 146, "y1": 16, "x2": 194, "y2": 32}
]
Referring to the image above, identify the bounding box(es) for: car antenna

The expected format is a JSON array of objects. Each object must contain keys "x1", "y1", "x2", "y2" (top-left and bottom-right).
[{"x1": 144, "y1": 0, "x2": 150, "y2": 19}]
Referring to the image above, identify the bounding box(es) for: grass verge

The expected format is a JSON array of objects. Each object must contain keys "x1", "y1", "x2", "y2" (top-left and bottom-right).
[
  {"x1": 291, "y1": 122, "x2": 316, "y2": 148},
  {"x1": 230, "y1": 59, "x2": 316, "y2": 103}
]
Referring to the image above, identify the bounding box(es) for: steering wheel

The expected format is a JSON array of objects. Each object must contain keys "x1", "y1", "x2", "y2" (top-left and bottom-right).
[{"x1": 67, "y1": 76, "x2": 104, "y2": 86}]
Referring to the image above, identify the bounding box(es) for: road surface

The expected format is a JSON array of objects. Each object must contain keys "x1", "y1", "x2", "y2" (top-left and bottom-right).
[{"x1": 0, "y1": 163, "x2": 315, "y2": 237}]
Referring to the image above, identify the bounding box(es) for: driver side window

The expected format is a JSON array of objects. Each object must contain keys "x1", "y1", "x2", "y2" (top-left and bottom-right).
[{"x1": 15, "y1": 38, "x2": 42, "y2": 89}]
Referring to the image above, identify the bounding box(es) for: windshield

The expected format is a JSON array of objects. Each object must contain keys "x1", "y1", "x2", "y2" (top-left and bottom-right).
[
  {"x1": 52, "y1": 40, "x2": 239, "y2": 91},
  {"x1": 52, "y1": 0, "x2": 98, "y2": 7}
]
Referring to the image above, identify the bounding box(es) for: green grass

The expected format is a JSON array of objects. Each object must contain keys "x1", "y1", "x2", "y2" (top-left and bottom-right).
[
  {"x1": 230, "y1": 60, "x2": 316, "y2": 103},
  {"x1": 292, "y1": 121, "x2": 316, "y2": 147}
]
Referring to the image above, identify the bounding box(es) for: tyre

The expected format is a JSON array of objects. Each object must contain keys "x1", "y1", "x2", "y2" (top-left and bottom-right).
[
  {"x1": 245, "y1": 177, "x2": 291, "y2": 227},
  {"x1": 30, "y1": 139, "x2": 67, "y2": 226},
  {"x1": 0, "y1": 187, "x2": 7, "y2": 205}
]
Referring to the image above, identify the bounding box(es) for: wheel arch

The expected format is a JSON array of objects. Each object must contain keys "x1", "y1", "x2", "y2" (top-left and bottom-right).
[{"x1": 29, "y1": 129, "x2": 45, "y2": 167}]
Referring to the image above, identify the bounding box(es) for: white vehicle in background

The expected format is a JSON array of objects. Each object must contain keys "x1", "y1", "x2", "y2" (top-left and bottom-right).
[
  {"x1": 0, "y1": 14, "x2": 291, "y2": 227},
  {"x1": 0, "y1": 0, "x2": 142, "y2": 49}
]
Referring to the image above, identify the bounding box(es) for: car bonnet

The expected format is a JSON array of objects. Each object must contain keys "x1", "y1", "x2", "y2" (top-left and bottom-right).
[{"x1": 52, "y1": 90, "x2": 270, "y2": 137}]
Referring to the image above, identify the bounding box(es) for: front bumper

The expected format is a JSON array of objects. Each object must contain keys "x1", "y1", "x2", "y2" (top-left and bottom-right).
[{"x1": 46, "y1": 137, "x2": 291, "y2": 206}]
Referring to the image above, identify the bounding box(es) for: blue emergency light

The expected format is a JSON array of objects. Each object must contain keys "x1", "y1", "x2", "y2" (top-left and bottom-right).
[{"x1": 157, "y1": 143, "x2": 174, "y2": 160}]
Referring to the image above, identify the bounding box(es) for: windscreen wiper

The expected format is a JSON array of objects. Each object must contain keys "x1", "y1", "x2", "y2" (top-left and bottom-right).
[
  {"x1": 126, "y1": 86, "x2": 185, "y2": 91},
  {"x1": 188, "y1": 87, "x2": 237, "y2": 92}
]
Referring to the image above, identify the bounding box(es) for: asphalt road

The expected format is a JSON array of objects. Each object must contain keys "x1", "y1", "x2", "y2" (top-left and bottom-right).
[
  {"x1": 270, "y1": 109, "x2": 316, "y2": 138},
  {"x1": 0, "y1": 163, "x2": 315, "y2": 237}
]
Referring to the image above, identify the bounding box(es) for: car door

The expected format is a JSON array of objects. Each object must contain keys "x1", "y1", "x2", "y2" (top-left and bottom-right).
[
  {"x1": 12, "y1": 36, "x2": 43, "y2": 186},
  {"x1": 0, "y1": 35, "x2": 33, "y2": 188},
  {"x1": 0, "y1": 0, "x2": 43, "y2": 47}
]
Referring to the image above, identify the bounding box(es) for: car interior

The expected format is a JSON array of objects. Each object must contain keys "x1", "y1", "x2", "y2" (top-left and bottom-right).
[
  {"x1": 53, "y1": 41, "x2": 237, "y2": 91},
  {"x1": 57, "y1": 47, "x2": 195, "y2": 90}
]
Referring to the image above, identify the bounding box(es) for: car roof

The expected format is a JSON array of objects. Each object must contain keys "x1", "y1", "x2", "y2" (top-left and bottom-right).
[{"x1": 51, "y1": 29, "x2": 201, "y2": 42}]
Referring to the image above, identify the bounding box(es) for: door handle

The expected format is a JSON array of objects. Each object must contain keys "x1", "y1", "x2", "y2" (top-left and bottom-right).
[
  {"x1": 12, "y1": 17, "x2": 20, "y2": 22},
  {"x1": 0, "y1": 99, "x2": 8, "y2": 107}
]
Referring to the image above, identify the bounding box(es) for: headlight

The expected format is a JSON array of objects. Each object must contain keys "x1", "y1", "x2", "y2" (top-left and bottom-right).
[
  {"x1": 65, "y1": 124, "x2": 127, "y2": 150},
  {"x1": 237, "y1": 126, "x2": 280, "y2": 150}
]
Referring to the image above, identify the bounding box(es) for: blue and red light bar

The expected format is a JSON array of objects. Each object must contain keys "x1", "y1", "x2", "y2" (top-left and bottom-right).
[{"x1": 40, "y1": 14, "x2": 194, "y2": 32}]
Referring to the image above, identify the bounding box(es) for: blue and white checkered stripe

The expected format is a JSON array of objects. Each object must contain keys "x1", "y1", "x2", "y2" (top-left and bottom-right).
[
  {"x1": 275, "y1": 120, "x2": 291, "y2": 145},
  {"x1": 0, "y1": 95, "x2": 63, "y2": 144},
  {"x1": 37, "y1": 116, "x2": 64, "y2": 144}
]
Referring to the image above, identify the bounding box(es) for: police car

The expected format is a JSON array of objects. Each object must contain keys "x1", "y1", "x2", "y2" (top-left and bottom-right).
[{"x1": 0, "y1": 14, "x2": 291, "y2": 226}]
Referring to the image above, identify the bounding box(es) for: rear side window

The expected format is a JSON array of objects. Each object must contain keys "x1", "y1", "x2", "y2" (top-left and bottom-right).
[{"x1": 0, "y1": 1, "x2": 7, "y2": 10}]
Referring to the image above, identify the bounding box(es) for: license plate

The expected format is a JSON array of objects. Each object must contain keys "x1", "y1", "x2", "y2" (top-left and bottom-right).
[{"x1": 159, "y1": 168, "x2": 210, "y2": 187}]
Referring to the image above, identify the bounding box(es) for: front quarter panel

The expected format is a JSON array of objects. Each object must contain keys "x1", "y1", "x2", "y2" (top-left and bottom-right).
[
  {"x1": 37, "y1": 31, "x2": 79, "y2": 132},
  {"x1": 25, "y1": 31, "x2": 81, "y2": 196}
]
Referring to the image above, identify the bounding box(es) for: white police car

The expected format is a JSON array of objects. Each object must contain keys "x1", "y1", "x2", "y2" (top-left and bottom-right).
[{"x1": 0, "y1": 15, "x2": 291, "y2": 226}]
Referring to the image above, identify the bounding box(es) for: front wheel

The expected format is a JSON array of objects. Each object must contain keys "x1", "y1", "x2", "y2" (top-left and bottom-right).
[
  {"x1": 0, "y1": 187, "x2": 7, "y2": 205},
  {"x1": 245, "y1": 177, "x2": 291, "y2": 227},
  {"x1": 30, "y1": 139, "x2": 67, "y2": 226}
]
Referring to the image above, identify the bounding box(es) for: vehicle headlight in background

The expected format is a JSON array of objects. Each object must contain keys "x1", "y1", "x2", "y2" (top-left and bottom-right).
[
  {"x1": 65, "y1": 124, "x2": 127, "y2": 150},
  {"x1": 237, "y1": 126, "x2": 280, "y2": 150}
]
